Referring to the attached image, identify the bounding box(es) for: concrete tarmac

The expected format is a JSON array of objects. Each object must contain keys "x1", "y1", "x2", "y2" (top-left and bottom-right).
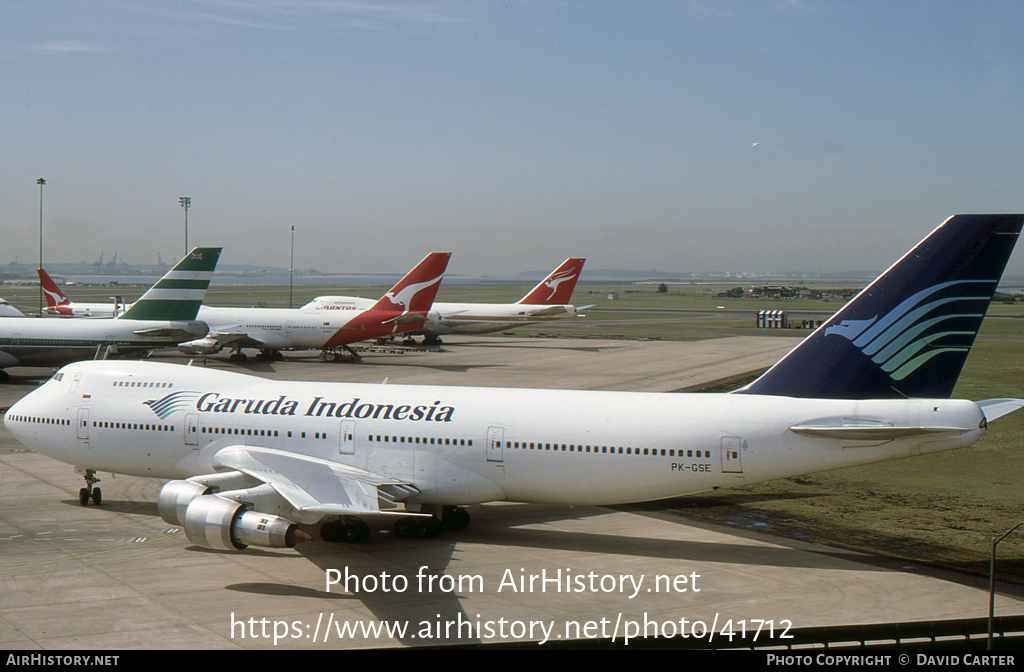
[{"x1": 1, "y1": 335, "x2": 1021, "y2": 650}]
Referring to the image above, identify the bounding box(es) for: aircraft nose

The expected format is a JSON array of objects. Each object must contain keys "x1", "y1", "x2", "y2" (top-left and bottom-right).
[
  {"x1": 4, "y1": 389, "x2": 48, "y2": 443},
  {"x1": 5, "y1": 396, "x2": 30, "y2": 443}
]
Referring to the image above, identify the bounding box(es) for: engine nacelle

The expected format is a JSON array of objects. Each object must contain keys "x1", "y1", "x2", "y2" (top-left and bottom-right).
[
  {"x1": 423, "y1": 309, "x2": 442, "y2": 327},
  {"x1": 158, "y1": 480, "x2": 212, "y2": 526},
  {"x1": 178, "y1": 337, "x2": 223, "y2": 356},
  {"x1": 182, "y1": 494, "x2": 305, "y2": 551}
]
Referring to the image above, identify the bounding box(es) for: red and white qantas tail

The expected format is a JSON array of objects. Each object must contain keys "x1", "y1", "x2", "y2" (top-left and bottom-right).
[
  {"x1": 517, "y1": 258, "x2": 585, "y2": 305},
  {"x1": 38, "y1": 268, "x2": 72, "y2": 315},
  {"x1": 370, "y1": 252, "x2": 452, "y2": 314}
]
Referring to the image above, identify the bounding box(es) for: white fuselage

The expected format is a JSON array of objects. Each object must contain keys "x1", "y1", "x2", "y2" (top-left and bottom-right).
[
  {"x1": 5, "y1": 360, "x2": 986, "y2": 509},
  {"x1": 193, "y1": 305, "x2": 440, "y2": 350},
  {"x1": 0, "y1": 318, "x2": 208, "y2": 368},
  {"x1": 197, "y1": 305, "x2": 344, "y2": 350},
  {"x1": 304, "y1": 297, "x2": 580, "y2": 336},
  {"x1": 43, "y1": 301, "x2": 130, "y2": 318}
]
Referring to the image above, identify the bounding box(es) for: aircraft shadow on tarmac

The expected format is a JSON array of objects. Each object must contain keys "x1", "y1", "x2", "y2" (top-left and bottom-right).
[
  {"x1": 58, "y1": 498, "x2": 160, "y2": 516},
  {"x1": 212, "y1": 502, "x2": 895, "y2": 646}
]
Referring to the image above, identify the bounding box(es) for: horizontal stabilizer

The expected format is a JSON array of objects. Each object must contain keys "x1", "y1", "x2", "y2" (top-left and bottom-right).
[
  {"x1": 525, "y1": 305, "x2": 571, "y2": 318},
  {"x1": 382, "y1": 312, "x2": 427, "y2": 327},
  {"x1": 789, "y1": 424, "x2": 971, "y2": 441},
  {"x1": 977, "y1": 398, "x2": 1024, "y2": 422},
  {"x1": 213, "y1": 445, "x2": 417, "y2": 515}
]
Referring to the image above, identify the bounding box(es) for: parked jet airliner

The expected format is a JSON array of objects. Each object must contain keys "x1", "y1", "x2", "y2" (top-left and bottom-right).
[
  {"x1": 5, "y1": 215, "x2": 1022, "y2": 548},
  {"x1": 0, "y1": 299, "x2": 25, "y2": 317},
  {"x1": 302, "y1": 258, "x2": 587, "y2": 344},
  {"x1": 177, "y1": 252, "x2": 450, "y2": 361},
  {"x1": 0, "y1": 249, "x2": 221, "y2": 379},
  {"x1": 38, "y1": 268, "x2": 131, "y2": 317}
]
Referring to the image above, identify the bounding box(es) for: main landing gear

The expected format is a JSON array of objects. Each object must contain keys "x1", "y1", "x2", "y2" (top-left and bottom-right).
[
  {"x1": 393, "y1": 506, "x2": 470, "y2": 539},
  {"x1": 317, "y1": 507, "x2": 471, "y2": 544},
  {"x1": 319, "y1": 345, "x2": 361, "y2": 362},
  {"x1": 78, "y1": 469, "x2": 102, "y2": 506},
  {"x1": 320, "y1": 517, "x2": 371, "y2": 544}
]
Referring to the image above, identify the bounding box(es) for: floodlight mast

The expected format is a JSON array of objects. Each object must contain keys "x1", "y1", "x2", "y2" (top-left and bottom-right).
[
  {"x1": 289, "y1": 225, "x2": 295, "y2": 309},
  {"x1": 989, "y1": 521, "x2": 1024, "y2": 649},
  {"x1": 37, "y1": 178, "x2": 45, "y2": 316},
  {"x1": 179, "y1": 197, "x2": 191, "y2": 255}
]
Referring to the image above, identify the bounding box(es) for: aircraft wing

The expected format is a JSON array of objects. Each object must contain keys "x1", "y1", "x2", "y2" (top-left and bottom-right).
[
  {"x1": 212, "y1": 445, "x2": 418, "y2": 515},
  {"x1": 132, "y1": 327, "x2": 206, "y2": 340},
  {"x1": 206, "y1": 330, "x2": 269, "y2": 349}
]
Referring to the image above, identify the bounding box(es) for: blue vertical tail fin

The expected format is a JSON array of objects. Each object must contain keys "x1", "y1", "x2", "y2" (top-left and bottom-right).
[{"x1": 736, "y1": 214, "x2": 1023, "y2": 399}]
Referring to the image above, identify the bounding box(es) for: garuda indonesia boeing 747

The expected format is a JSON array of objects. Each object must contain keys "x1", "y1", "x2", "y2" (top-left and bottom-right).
[{"x1": 5, "y1": 215, "x2": 1023, "y2": 550}]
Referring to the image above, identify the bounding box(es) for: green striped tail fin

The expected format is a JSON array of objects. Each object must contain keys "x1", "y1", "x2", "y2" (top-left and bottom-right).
[{"x1": 118, "y1": 247, "x2": 222, "y2": 321}]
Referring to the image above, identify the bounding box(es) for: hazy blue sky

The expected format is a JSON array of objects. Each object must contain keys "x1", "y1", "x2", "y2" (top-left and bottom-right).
[{"x1": 3, "y1": 1, "x2": 1023, "y2": 277}]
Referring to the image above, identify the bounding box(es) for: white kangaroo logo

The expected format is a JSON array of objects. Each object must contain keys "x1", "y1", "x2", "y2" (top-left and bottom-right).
[
  {"x1": 543, "y1": 270, "x2": 577, "y2": 301},
  {"x1": 384, "y1": 276, "x2": 442, "y2": 312},
  {"x1": 41, "y1": 285, "x2": 65, "y2": 307}
]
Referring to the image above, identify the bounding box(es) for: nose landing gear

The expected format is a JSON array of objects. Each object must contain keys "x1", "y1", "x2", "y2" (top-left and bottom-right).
[{"x1": 78, "y1": 469, "x2": 102, "y2": 506}]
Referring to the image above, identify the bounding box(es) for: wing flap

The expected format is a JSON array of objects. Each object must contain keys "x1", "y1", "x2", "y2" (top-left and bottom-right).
[
  {"x1": 212, "y1": 445, "x2": 417, "y2": 515},
  {"x1": 207, "y1": 330, "x2": 268, "y2": 348}
]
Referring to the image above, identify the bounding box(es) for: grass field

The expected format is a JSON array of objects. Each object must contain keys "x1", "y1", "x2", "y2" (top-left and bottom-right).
[{"x1": 3, "y1": 278, "x2": 1023, "y2": 582}]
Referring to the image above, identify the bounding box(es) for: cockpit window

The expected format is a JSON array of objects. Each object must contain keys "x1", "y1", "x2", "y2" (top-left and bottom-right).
[{"x1": 47, "y1": 372, "x2": 64, "y2": 383}]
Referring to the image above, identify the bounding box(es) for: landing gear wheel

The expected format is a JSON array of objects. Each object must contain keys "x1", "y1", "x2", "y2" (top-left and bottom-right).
[
  {"x1": 394, "y1": 517, "x2": 415, "y2": 538},
  {"x1": 78, "y1": 469, "x2": 101, "y2": 506},
  {"x1": 403, "y1": 337, "x2": 417, "y2": 346},
  {"x1": 229, "y1": 351, "x2": 248, "y2": 362},
  {"x1": 320, "y1": 520, "x2": 341, "y2": 543},
  {"x1": 413, "y1": 517, "x2": 443, "y2": 539},
  {"x1": 273, "y1": 351, "x2": 284, "y2": 361},
  {"x1": 321, "y1": 518, "x2": 370, "y2": 544},
  {"x1": 342, "y1": 519, "x2": 370, "y2": 543},
  {"x1": 320, "y1": 351, "x2": 337, "y2": 362},
  {"x1": 441, "y1": 506, "x2": 470, "y2": 531}
]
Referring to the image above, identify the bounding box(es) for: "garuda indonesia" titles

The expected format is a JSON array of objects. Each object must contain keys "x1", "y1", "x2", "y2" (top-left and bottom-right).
[{"x1": 145, "y1": 391, "x2": 456, "y2": 422}]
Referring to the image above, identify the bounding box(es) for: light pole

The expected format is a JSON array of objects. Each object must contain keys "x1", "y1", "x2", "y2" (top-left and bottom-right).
[
  {"x1": 179, "y1": 197, "x2": 191, "y2": 254},
  {"x1": 988, "y1": 521, "x2": 1024, "y2": 649},
  {"x1": 37, "y1": 178, "x2": 45, "y2": 315},
  {"x1": 289, "y1": 226, "x2": 295, "y2": 308}
]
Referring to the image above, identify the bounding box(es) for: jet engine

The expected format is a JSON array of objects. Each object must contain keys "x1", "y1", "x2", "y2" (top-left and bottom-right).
[
  {"x1": 158, "y1": 472, "x2": 256, "y2": 526},
  {"x1": 178, "y1": 337, "x2": 223, "y2": 356},
  {"x1": 181, "y1": 494, "x2": 307, "y2": 551},
  {"x1": 158, "y1": 479, "x2": 212, "y2": 526}
]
